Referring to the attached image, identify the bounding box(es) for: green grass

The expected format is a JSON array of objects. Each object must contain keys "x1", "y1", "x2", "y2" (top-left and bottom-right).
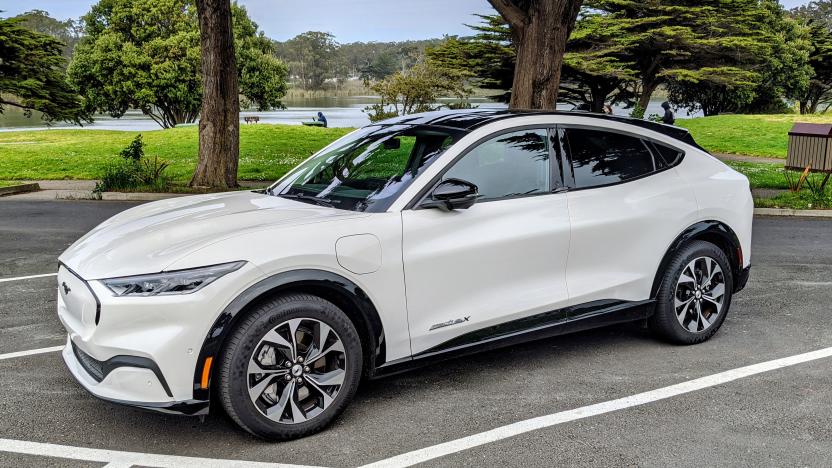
[
  {"x1": 678, "y1": 114, "x2": 832, "y2": 159},
  {"x1": 0, "y1": 181, "x2": 23, "y2": 188},
  {"x1": 723, "y1": 160, "x2": 788, "y2": 189},
  {"x1": 755, "y1": 190, "x2": 832, "y2": 210},
  {"x1": 0, "y1": 125, "x2": 352, "y2": 181}
]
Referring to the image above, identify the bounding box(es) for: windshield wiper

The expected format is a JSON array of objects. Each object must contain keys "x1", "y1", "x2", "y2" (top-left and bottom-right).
[{"x1": 278, "y1": 193, "x2": 335, "y2": 208}]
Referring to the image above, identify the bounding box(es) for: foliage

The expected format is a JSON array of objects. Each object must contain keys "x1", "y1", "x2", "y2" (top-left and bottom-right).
[
  {"x1": 363, "y1": 63, "x2": 472, "y2": 122},
  {"x1": 68, "y1": 0, "x2": 288, "y2": 128},
  {"x1": 0, "y1": 17, "x2": 89, "y2": 124},
  {"x1": 277, "y1": 32, "x2": 339, "y2": 90},
  {"x1": 119, "y1": 134, "x2": 144, "y2": 162},
  {"x1": 791, "y1": 1, "x2": 832, "y2": 114},
  {"x1": 12, "y1": 10, "x2": 83, "y2": 63},
  {"x1": 273, "y1": 36, "x2": 443, "y2": 88},
  {"x1": 95, "y1": 133, "x2": 170, "y2": 193},
  {"x1": 427, "y1": 15, "x2": 515, "y2": 103}
]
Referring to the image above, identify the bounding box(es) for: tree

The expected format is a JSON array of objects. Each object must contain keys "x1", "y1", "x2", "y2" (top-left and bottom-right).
[
  {"x1": 190, "y1": 0, "x2": 239, "y2": 188},
  {"x1": 363, "y1": 63, "x2": 471, "y2": 122},
  {"x1": 665, "y1": 1, "x2": 812, "y2": 116},
  {"x1": 13, "y1": 10, "x2": 82, "y2": 62},
  {"x1": 427, "y1": 15, "x2": 515, "y2": 103},
  {"x1": 792, "y1": 1, "x2": 832, "y2": 114},
  {"x1": 0, "y1": 17, "x2": 88, "y2": 124},
  {"x1": 69, "y1": 0, "x2": 287, "y2": 128},
  {"x1": 487, "y1": 0, "x2": 583, "y2": 109},
  {"x1": 281, "y1": 32, "x2": 339, "y2": 90}
]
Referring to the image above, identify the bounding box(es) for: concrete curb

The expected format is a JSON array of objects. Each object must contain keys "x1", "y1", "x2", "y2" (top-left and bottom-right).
[
  {"x1": 755, "y1": 208, "x2": 832, "y2": 218},
  {"x1": 52, "y1": 191, "x2": 189, "y2": 201},
  {"x1": 0, "y1": 183, "x2": 40, "y2": 197}
]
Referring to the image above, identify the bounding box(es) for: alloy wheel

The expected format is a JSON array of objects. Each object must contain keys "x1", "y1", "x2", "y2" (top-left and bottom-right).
[
  {"x1": 674, "y1": 256, "x2": 726, "y2": 333},
  {"x1": 247, "y1": 318, "x2": 346, "y2": 424}
]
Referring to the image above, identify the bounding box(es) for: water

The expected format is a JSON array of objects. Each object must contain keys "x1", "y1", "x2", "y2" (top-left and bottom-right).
[{"x1": 0, "y1": 97, "x2": 700, "y2": 132}]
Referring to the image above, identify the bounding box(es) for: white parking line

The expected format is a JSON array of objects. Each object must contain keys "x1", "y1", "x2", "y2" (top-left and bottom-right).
[
  {"x1": 360, "y1": 346, "x2": 832, "y2": 468},
  {"x1": 0, "y1": 273, "x2": 57, "y2": 283},
  {"x1": 0, "y1": 346, "x2": 64, "y2": 361},
  {"x1": 0, "y1": 438, "x2": 328, "y2": 468}
]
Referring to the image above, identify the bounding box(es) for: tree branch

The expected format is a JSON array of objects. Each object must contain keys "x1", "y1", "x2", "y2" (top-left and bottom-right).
[{"x1": 487, "y1": 0, "x2": 528, "y2": 28}]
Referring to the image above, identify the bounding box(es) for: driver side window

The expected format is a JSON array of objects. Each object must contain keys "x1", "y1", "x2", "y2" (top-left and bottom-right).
[{"x1": 443, "y1": 129, "x2": 551, "y2": 202}]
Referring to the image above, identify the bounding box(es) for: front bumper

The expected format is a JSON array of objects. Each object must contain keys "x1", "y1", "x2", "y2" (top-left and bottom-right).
[
  {"x1": 62, "y1": 337, "x2": 208, "y2": 415},
  {"x1": 56, "y1": 262, "x2": 263, "y2": 415}
]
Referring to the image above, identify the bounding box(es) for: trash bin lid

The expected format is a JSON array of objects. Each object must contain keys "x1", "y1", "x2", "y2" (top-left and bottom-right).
[{"x1": 789, "y1": 123, "x2": 832, "y2": 137}]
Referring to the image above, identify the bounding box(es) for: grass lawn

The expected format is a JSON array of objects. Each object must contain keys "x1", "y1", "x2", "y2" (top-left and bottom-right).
[
  {"x1": 723, "y1": 160, "x2": 788, "y2": 190},
  {"x1": 678, "y1": 114, "x2": 832, "y2": 159},
  {"x1": 0, "y1": 125, "x2": 352, "y2": 181}
]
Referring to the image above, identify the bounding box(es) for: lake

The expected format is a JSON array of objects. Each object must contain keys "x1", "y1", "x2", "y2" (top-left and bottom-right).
[{"x1": 0, "y1": 96, "x2": 701, "y2": 132}]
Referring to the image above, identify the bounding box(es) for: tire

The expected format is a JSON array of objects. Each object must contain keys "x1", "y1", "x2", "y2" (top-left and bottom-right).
[
  {"x1": 217, "y1": 293, "x2": 363, "y2": 440},
  {"x1": 649, "y1": 240, "x2": 734, "y2": 345}
]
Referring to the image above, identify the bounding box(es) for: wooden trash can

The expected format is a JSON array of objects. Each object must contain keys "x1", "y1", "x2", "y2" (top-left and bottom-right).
[{"x1": 786, "y1": 123, "x2": 832, "y2": 172}]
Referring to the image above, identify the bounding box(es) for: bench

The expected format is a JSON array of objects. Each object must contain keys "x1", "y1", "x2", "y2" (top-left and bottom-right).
[{"x1": 243, "y1": 116, "x2": 260, "y2": 124}]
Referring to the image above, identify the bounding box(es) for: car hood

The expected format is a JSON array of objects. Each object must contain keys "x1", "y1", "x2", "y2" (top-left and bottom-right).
[{"x1": 59, "y1": 191, "x2": 364, "y2": 279}]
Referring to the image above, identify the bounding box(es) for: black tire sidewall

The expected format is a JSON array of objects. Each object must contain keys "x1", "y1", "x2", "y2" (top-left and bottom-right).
[
  {"x1": 652, "y1": 241, "x2": 734, "y2": 344},
  {"x1": 218, "y1": 294, "x2": 363, "y2": 440}
]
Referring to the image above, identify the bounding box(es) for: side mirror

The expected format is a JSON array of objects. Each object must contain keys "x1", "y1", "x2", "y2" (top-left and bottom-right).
[
  {"x1": 420, "y1": 178, "x2": 479, "y2": 211},
  {"x1": 383, "y1": 138, "x2": 401, "y2": 150}
]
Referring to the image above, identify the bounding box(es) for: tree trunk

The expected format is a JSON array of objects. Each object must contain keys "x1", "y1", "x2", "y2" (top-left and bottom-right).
[
  {"x1": 190, "y1": 0, "x2": 240, "y2": 188},
  {"x1": 489, "y1": 0, "x2": 583, "y2": 110}
]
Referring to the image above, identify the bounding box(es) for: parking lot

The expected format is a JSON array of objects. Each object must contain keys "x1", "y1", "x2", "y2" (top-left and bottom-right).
[{"x1": 1, "y1": 199, "x2": 831, "y2": 467}]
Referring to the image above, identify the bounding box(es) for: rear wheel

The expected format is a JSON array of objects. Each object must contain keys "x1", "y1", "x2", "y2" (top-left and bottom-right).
[
  {"x1": 650, "y1": 241, "x2": 733, "y2": 344},
  {"x1": 217, "y1": 294, "x2": 363, "y2": 440}
]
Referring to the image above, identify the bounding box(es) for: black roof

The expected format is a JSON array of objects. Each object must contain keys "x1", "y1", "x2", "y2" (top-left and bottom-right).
[{"x1": 372, "y1": 109, "x2": 701, "y2": 149}]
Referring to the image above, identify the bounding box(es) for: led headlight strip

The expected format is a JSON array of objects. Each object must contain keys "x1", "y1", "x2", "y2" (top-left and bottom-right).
[{"x1": 101, "y1": 261, "x2": 246, "y2": 297}]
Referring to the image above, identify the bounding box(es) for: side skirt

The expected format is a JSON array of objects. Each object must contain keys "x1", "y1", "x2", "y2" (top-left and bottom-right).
[{"x1": 371, "y1": 299, "x2": 655, "y2": 378}]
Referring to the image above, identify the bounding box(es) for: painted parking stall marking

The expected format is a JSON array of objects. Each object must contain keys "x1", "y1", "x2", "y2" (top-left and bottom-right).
[
  {"x1": 0, "y1": 438, "x2": 329, "y2": 468},
  {"x1": 0, "y1": 346, "x2": 64, "y2": 361},
  {"x1": 0, "y1": 272, "x2": 57, "y2": 283},
  {"x1": 361, "y1": 346, "x2": 832, "y2": 468}
]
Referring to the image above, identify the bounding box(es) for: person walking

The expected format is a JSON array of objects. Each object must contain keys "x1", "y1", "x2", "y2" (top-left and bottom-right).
[{"x1": 661, "y1": 101, "x2": 675, "y2": 125}]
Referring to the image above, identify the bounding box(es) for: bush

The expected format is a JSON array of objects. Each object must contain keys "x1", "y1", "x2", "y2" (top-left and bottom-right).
[{"x1": 94, "y1": 134, "x2": 170, "y2": 193}]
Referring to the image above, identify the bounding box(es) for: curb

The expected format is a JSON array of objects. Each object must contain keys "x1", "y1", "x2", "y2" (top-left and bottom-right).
[
  {"x1": 52, "y1": 191, "x2": 190, "y2": 201},
  {"x1": 754, "y1": 208, "x2": 832, "y2": 218},
  {"x1": 0, "y1": 183, "x2": 40, "y2": 197}
]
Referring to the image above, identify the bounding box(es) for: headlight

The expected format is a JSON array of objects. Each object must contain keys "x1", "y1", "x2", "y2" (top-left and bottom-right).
[{"x1": 101, "y1": 261, "x2": 246, "y2": 297}]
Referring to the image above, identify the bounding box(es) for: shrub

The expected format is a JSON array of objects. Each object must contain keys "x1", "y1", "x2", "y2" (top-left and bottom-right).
[{"x1": 94, "y1": 134, "x2": 170, "y2": 193}]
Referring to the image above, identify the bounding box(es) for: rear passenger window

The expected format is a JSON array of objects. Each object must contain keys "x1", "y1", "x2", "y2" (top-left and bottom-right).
[
  {"x1": 652, "y1": 142, "x2": 684, "y2": 166},
  {"x1": 564, "y1": 128, "x2": 660, "y2": 189}
]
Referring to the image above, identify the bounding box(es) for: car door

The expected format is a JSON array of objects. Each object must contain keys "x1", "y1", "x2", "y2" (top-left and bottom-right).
[
  {"x1": 557, "y1": 125, "x2": 699, "y2": 309},
  {"x1": 401, "y1": 127, "x2": 572, "y2": 355}
]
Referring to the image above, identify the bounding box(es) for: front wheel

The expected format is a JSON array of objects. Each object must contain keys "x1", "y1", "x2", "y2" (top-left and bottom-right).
[
  {"x1": 649, "y1": 241, "x2": 734, "y2": 344},
  {"x1": 217, "y1": 293, "x2": 363, "y2": 440}
]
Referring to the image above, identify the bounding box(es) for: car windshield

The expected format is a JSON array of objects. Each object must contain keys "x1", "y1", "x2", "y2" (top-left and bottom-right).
[{"x1": 268, "y1": 125, "x2": 466, "y2": 212}]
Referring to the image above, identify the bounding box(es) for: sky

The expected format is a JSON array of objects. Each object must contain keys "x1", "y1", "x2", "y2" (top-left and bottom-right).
[{"x1": 0, "y1": 0, "x2": 814, "y2": 43}]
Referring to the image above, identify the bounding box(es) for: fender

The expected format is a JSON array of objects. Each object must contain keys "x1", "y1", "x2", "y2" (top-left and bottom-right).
[
  {"x1": 651, "y1": 220, "x2": 744, "y2": 298},
  {"x1": 191, "y1": 269, "x2": 385, "y2": 401}
]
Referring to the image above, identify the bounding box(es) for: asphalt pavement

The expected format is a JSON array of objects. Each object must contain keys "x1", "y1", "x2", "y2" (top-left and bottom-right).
[{"x1": 1, "y1": 199, "x2": 831, "y2": 467}]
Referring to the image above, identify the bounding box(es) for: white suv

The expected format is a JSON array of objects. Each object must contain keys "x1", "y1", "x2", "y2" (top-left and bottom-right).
[{"x1": 58, "y1": 110, "x2": 753, "y2": 440}]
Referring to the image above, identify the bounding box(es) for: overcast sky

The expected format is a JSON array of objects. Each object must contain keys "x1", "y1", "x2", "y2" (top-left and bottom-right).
[{"x1": 0, "y1": 0, "x2": 814, "y2": 42}]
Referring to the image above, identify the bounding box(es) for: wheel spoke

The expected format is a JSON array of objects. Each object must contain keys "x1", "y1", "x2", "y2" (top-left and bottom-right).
[
  {"x1": 307, "y1": 339, "x2": 345, "y2": 365},
  {"x1": 303, "y1": 374, "x2": 335, "y2": 409},
  {"x1": 706, "y1": 283, "x2": 725, "y2": 301},
  {"x1": 286, "y1": 318, "x2": 303, "y2": 361},
  {"x1": 248, "y1": 358, "x2": 288, "y2": 376},
  {"x1": 306, "y1": 368, "x2": 345, "y2": 387},
  {"x1": 265, "y1": 380, "x2": 295, "y2": 420},
  {"x1": 249, "y1": 374, "x2": 278, "y2": 402},
  {"x1": 289, "y1": 387, "x2": 308, "y2": 423},
  {"x1": 678, "y1": 265, "x2": 696, "y2": 285},
  {"x1": 675, "y1": 297, "x2": 694, "y2": 316},
  {"x1": 306, "y1": 321, "x2": 333, "y2": 360},
  {"x1": 262, "y1": 329, "x2": 294, "y2": 360}
]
